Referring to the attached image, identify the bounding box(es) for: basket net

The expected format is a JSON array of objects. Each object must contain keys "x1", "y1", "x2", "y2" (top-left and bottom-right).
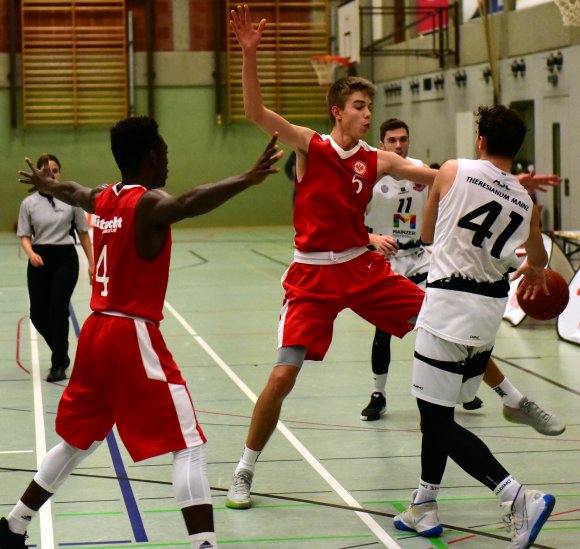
[
  {"x1": 310, "y1": 55, "x2": 351, "y2": 86},
  {"x1": 553, "y1": 0, "x2": 580, "y2": 26}
]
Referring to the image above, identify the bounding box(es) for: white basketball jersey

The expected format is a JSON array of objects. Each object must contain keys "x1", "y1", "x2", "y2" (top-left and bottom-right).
[
  {"x1": 364, "y1": 157, "x2": 427, "y2": 250},
  {"x1": 417, "y1": 158, "x2": 533, "y2": 345}
]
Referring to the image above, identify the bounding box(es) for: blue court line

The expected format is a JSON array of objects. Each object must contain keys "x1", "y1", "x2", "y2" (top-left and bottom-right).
[{"x1": 69, "y1": 303, "x2": 148, "y2": 542}]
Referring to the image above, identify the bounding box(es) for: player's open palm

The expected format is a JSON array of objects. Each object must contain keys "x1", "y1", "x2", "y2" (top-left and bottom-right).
[
  {"x1": 230, "y1": 4, "x2": 266, "y2": 51},
  {"x1": 245, "y1": 134, "x2": 284, "y2": 185},
  {"x1": 512, "y1": 260, "x2": 548, "y2": 300}
]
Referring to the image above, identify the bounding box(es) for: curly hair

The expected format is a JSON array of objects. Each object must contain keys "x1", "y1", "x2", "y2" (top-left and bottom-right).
[
  {"x1": 475, "y1": 105, "x2": 527, "y2": 158},
  {"x1": 110, "y1": 116, "x2": 164, "y2": 173}
]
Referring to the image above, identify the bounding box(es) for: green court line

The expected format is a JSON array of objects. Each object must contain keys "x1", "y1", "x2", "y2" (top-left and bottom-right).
[
  {"x1": 143, "y1": 503, "x2": 314, "y2": 513},
  {"x1": 427, "y1": 539, "x2": 450, "y2": 549},
  {"x1": 61, "y1": 541, "x2": 189, "y2": 549},
  {"x1": 394, "y1": 532, "x2": 451, "y2": 547},
  {"x1": 60, "y1": 534, "x2": 374, "y2": 548},
  {"x1": 221, "y1": 534, "x2": 373, "y2": 544}
]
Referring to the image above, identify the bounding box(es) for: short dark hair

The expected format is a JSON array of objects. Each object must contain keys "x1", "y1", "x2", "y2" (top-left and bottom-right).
[
  {"x1": 380, "y1": 118, "x2": 409, "y2": 142},
  {"x1": 475, "y1": 105, "x2": 526, "y2": 159},
  {"x1": 326, "y1": 76, "x2": 375, "y2": 124},
  {"x1": 36, "y1": 154, "x2": 61, "y2": 170},
  {"x1": 110, "y1": 116, "x2": 164, "y2": 173}
]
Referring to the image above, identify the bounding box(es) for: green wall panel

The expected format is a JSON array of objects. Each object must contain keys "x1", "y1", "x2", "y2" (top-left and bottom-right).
[{"x1": 0, "y1": 87, "x2": 330, "y2": 232}]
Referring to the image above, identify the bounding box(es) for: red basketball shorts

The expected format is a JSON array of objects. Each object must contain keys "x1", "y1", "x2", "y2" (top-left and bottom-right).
[
  {"x1": 278, "y1": 250, "x2": 425, "y2": 361},
  {"x1": 56, "y1": 313, "x2": 206, "y2": 462}
]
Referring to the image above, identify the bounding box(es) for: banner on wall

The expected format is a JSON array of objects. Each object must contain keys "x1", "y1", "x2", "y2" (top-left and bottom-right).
[
  {"x1": 504, "y1": 233, "x2": 576, "y2": 327},
  {"x1": 558, "y1": 269, "x2": 580, "y2": 346},
  {"x1": 462, "y1": 0, "x2": 503, "y2": 23},
  {"x1": 417, "y1": 0, "x2": 449, "y2": 33},
  {"x1": 516, "y1": 0, "x2": 551, "y2": 9}
]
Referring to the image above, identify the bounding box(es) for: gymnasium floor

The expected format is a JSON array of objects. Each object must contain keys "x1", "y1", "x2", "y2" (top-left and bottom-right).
[{"x1": 1, "y1": 226, "x2": 579, "y2": 549}]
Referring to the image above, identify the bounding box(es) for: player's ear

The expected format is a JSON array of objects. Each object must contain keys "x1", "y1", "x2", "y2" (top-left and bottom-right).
[
  {"x1": 146, "y1": 148, "x2": 158, "y2": 167},
  {"x1": 331, "y1": 105, "x2": 341, "y2": 122}
]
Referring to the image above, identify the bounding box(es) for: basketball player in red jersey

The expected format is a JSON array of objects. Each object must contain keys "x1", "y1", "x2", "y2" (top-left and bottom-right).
[
  {"x1": 2, "y1": 117, "x2": 282, "y2": 549},
  {"x1": 224, "y1": 5, "x2": 437, "y2": 509}
]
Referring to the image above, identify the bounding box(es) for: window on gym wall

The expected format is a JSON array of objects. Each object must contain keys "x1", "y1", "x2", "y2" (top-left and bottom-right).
[
  {"x1": 226, "y1": 0, "x2": 330, "y2": 122},
  {"x1": 20, "y1": 0, "x2": 129, "y2": 127}
]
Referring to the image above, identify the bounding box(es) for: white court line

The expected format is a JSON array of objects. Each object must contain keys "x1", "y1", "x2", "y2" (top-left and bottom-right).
[
  {"x1": 29, "y1": 323, "x2": 55, "y2": 549},
  {"x1": 0, "y1": 450, "x2": 33, "y2": 455},
  {"x1": 164, "y1": 300, "x2": 401, "y2": 549}
]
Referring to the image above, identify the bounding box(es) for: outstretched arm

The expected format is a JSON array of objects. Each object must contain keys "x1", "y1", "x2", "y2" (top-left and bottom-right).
[
  {"x1": 229, "y1": 4, "x2": 313, "y2": 152},
  {"x1": 517, "y1": 171, "x2": 561, "y2": 193},
  {"x1": 134, "y1": 134, "x2": 283, "y2": 260},
  {"x1": 377, "y1": 150, "x2": 437, "y2": 187},
  {"x1": 137, "y1": 134, "x2": 283, "y2": 226},
  {"x1": 19, "y1": 155, "x2": 100, "y2": 213}
]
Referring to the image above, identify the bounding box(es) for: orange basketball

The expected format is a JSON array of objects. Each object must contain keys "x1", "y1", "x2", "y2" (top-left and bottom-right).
[{"x1": 517, "y1": 269, "x2": 569, "y2": 320}]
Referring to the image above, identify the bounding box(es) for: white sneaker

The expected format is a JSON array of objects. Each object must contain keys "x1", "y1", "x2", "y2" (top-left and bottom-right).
[
  {"x1": 225, "y1": 468, "x2": 253, "y2": 509},
  {"x1": 502, "y1": 487, "x2": 555, "y2": 549},
  {"x1": 393, "y1": 490, "x2": 443, "y2": 537},
  {"x1": 503, "y1": 397, "x2": 566, "y2": 436}
]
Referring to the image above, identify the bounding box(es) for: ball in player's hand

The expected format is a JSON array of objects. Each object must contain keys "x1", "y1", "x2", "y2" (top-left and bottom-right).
[{"x1": 517, "y1": 269, "x2": 569, "y2": 320}]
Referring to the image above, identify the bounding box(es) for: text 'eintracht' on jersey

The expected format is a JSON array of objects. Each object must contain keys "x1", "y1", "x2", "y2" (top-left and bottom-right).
[
  {"x1": 417, "y1": 159, "x2": 533, "y2": 345},
  {"x1": 90, "y1": 183, "x2": 172, "y2": 323}
]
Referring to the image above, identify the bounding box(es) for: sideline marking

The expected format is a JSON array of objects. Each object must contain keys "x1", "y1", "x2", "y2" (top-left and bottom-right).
[
  {"x1": 29, "y1": 323, "x2": 55, "y2": 549},
  {"x1": 164, "y1": 300, "x2": 402, "y2": 549}
]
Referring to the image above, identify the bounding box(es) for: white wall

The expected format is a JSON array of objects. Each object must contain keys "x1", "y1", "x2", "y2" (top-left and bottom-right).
[{"x1": 374, "y1": 45, "x2": 580, "y2": 231}]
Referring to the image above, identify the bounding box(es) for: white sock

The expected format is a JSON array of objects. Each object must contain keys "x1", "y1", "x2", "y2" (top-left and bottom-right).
[
  {"x1": 235, "y1": 446, "x2": 261, "y2": 474},
  {"x1": 7, "y1": 501, "x2": 36, "y2": 535},
  {"x1": 414, "y1": 479, "x2": 440, "y2": 503},
  {"x1": 189, "y1": 531, "x2": 217, "y2": 548},
  {"x1": 494, "y1": 475, "x2": 522, "y2": 505},
  {"x1": 493, "y1": 378, "x2": 524, "y2": 408},
  {"x1": 373, "y1": 374, "x2": 388, "y2": 395}
]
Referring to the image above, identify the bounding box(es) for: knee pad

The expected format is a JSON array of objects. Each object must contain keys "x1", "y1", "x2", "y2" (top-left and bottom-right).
[
  {"x1": 34, "y1": 440, "x2": 102, "y2": 493},
  {"x1": 275, "y1": 345, "x2": 306, "y2": 368},
  {"x1": 172, "y1": 445, "x2": 212, "y2": 508}
]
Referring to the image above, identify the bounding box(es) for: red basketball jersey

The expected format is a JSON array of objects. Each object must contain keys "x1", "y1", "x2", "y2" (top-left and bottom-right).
[
  {"x1": 293, "y1": 133, "x2": 378, "y2": 252},
  {"x1": 91, "y1": 184, "x2": 171, "y2": 322}
]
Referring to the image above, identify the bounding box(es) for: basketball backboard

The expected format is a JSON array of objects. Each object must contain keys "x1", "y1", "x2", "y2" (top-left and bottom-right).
[{"x1": 337, "y1": 0, "x2": 360, "y2": 64}]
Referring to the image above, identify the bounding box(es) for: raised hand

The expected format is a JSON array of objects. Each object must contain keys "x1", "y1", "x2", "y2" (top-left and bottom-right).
[
  {"x1": 230, "y1": 4, "x2": 266, "y2": 51},
  {"x1": 517, "y1": 171, "x2": 561, "y2": 192},
  {"x1": 19, "y1": 154, "x2": 57, "y2": 194},
  {"x1": 245, "y1": 133, "x2": 284, "y2": 185}
]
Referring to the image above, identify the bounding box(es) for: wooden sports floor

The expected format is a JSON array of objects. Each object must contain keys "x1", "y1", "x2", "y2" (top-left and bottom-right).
[{"x1": 1, "y1": 227, "x2": 579, "y2": 549}]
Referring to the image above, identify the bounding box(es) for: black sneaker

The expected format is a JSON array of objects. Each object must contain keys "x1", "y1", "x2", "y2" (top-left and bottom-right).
[
  {"x1": 47, "y1": 367, "x2": 66, "y2": 382},
  {"x1": 462, "y1": 396, "x2": 484, "y2": 410},
  {"x1": 360, "y1": 392, "x2": 387, "y2": 421},
  {"x1": 0, "y1": 518, "x2": 27, "y2": 549}
]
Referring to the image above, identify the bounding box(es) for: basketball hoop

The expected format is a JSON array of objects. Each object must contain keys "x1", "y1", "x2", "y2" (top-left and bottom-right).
[
  {"x1": 310, "y1": 55, "x2": 351, "y2": 86},
  {"x1": 553, "y1": 0, "x2": 580, "y2": 26}
]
